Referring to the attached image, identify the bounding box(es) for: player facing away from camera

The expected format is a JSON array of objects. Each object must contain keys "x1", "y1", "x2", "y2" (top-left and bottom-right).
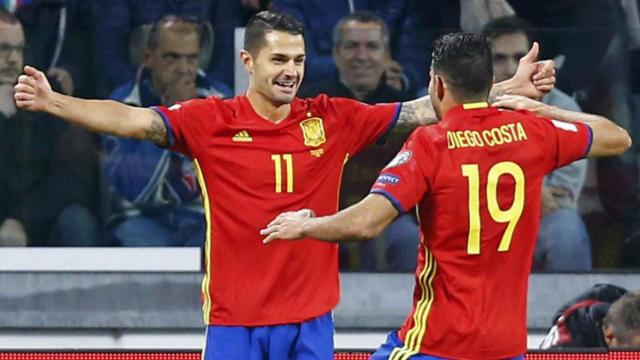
[
  {"x1": 15, "y1": 9, "x2": 557, "y2": 360},
  {"x1": 261, "y1": 33, "x2": 631, "y2": 360}
]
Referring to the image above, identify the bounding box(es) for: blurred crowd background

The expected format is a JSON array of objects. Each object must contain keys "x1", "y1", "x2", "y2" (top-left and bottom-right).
[{"x1": 1, "y1": 0, "x2": 639, "y2": 272}]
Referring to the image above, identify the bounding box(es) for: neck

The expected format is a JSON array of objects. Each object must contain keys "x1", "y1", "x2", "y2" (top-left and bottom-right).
[
  {"x1": 246, "y1": 88, "x2": 291, "y2": 123},
  {"x1": 441, "y1": 94, "x2": 488, "y2": 116}
]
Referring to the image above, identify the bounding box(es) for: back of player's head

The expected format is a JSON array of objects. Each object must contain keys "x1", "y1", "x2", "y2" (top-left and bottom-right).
[
  {"x1": 244, "y1": 11, "x2": 304, "y2": 56},
  {"x1": 431, "y1": 32, "x2": 493, "y2": 102},
  {"x1": 332, "y1": 10, "x2": 390, "y2": 48},
  {"x1": 482, "y1": 16, "x2": 533, "y2": 46},
  {"x1": 603, "y1": 292, "x2": 640, "y2": 346}
]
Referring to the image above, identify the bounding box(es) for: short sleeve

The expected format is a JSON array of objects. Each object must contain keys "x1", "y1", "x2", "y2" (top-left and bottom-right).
[
  {"x1": 370, "y1": 129, "x2": 430, "y2": 213},
  {"x1": 330, "y1": 98, "x2": 401, "y2": 155},
  {"x1": 546, "y1": 118, "x2": 593, "y2": 170},
  {"x1": 151, "y1": 98, "x2": 219, "y2": 159}
]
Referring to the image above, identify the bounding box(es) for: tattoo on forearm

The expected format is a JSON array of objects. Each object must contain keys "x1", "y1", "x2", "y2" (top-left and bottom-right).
[
  {"x1": 146, "y1": 114, "x2": 168, "y2": 146},
  {"x1": 396, "y1": 97, "x2": 438, "y2": 131}
]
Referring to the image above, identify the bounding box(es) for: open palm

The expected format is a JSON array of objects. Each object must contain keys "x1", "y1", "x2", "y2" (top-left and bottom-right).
[{"x1": 14, "y1": 65, "x2": 53, "y2": 113}]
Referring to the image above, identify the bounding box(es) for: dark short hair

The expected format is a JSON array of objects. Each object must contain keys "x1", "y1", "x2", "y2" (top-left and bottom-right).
[
  {"x1": 147, "y1": 14, "x2": 202, "y2": 50},
  {"x1": 431, "y1": 32, "x2": 493, "y2": 101},
  {"x1": 332, "y1": 10, "x2": 389, "y2": 48},
  {"x1": 482, "y1": 16, "x2": 533, "y2": 46},
  {"x1": 0, "y1": 7, "x2": 19, "y2": 25},
  {"x1": 244, "y1": 10, "x2": 304, "y2": 56},
  {"x1": 603, "y1": 292, "x2": 640, "y2": 345}
]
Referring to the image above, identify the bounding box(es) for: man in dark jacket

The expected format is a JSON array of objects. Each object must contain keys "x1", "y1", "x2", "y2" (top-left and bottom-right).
[{"x1": 0, "y1": 9, "x2": 99, "y2": 246}]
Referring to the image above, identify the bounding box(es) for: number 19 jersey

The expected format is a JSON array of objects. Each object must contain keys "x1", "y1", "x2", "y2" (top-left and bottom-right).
[
  {"x1": 370, "y1": 103, "x2": 592, "y2": 359},
  {"x1": 153, "y1": 95, "x2": 400, "y2": 326}
]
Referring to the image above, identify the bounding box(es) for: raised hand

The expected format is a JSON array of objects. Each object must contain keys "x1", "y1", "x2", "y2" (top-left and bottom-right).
[
  {"x1": 260, "y1": 209, "x2": 315, "y2": 244},
  {"x1": 509, "y1": 42, "x2": 556, "y2": 99},
  {"x1": 14, "y1": 65, "x2": 54, "y2": 113}
]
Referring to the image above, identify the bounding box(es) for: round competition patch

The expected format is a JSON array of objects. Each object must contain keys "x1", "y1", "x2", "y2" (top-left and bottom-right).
[{"x1": 386, "y1": 150, "x2": 412, "y2": 168}]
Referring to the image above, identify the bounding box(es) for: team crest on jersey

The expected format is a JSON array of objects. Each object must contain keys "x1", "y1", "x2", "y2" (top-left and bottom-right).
[
  {"x1": 300, "y1": 117, "x2": 326, "y2": 147},
  {"x1": 386, "y1": 150, "x2": 412, "y2": 168}
]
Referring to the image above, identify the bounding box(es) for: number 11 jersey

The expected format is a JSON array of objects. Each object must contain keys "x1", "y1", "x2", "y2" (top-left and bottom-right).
[
  {"x1": 370, "y1": 103, "x2": 592, "y2": 359},
  {"x1": 153, "y1": 94, "x2": 400, "y2": 326}
]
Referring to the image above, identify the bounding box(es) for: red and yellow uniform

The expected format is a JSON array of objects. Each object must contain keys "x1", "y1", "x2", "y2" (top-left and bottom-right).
[
  {"x1": 153, "y1": 95, "x2": 400, "y2": 326},
  {"x1": 370, "y1": 103, "x2": 592, "y2": 359}
]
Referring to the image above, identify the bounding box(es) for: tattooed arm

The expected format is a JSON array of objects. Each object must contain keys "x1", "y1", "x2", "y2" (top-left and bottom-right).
[
  {"x1": 395, "y1": 42, "x2": 557, "y2": 131},
  {"x1": 395, "y1": 77, "x2": 530, "y2": 131},
  {"x1": 15, "y1": 65, "x2": 168, "y2": 146}
]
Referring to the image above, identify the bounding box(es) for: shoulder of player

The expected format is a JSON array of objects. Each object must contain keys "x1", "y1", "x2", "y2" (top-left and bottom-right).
[
  {"x1": 405, "y1": 126, "x2": 440, "y2": 151},
  {"x1": 497, "y1": 107, "x2": 555, "y2": 127}
]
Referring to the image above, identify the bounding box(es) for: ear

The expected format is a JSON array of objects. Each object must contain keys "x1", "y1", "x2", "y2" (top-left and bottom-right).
[
  {"x1": 240, "y1": 50, "x2": 253, "y2": 74},
  {"x1": 435, "y1": 75, "x2": 445, "y2": 101},
  {"x1": 602, "y1": 324, "x2": 616, "y2": 347}
]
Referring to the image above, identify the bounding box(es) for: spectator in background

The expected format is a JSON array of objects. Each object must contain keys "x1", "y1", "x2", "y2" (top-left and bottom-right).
[
  {"x1": 93, "y1": 0, "x2": 272, "y2": 96},
  {"x1": 541, "y1": 284, "x2": 640, "y2": 348},
  {"x1": 13, "y1": 0, "x2": 96, "y2": 98},
  {"x1": 102, "y1": 15, "x2": 231, "y2": 247},
  {"x1": 484, "y1": 16, "x2": 592, "y2": 271},
  {"x1": 273, "y1": 0, "x2": 429, "y2": 95},
  {"x1": 0, "y1": 9, "x2": 99, "y2": 247},
  {"x1": 299, "y1": 11, "x2": 417, "y2": 271}
]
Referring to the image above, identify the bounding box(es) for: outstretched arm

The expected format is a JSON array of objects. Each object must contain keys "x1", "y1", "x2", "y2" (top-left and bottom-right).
[
  {"x1": 493, "y1": 95, "x2": 631, "y2": 157},
  {"x1": 14, "y1": 66, "x2": 168, "y2": 146},
  {"x1": 395, "y1": 42, "x2": 556, "y2": 131},
  {"x1": 261, "y1": 194, "x2": 399, "y2": 244}
]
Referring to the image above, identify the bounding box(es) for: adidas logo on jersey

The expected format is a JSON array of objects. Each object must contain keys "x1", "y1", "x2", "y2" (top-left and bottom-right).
[{"x1": 232, "y1": 130, "x2": 253, "y2": 142}]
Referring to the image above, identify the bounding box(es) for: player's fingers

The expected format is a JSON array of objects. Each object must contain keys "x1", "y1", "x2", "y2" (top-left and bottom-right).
[
  {"x1": 17, "y1": 75, "x2": 36, "y2": 87},
  {"x1": 23, "y1": 65, "x2": 44, "y2": 81},
  {"x1": 267, "y1": 217, "x2": 284, "y2": 228},
  {"x1": 533, "y1": 60, "x2": 556, "y2": 80},
  {"x1": 535, "y1": 85, "x2": 554, "y2": 92},
  {"x1": 534, "y1": 76, "x2": 555, "y2": 85},
  {"x1": 15, "y1": 99, "x2": 34, "y2": 108},
  {"x1": 14, "y1": 83, "x2": 35, "y2": 95},
  {"x1": 14, "y1": 92, "x2": 34, "y2": 101},
  {"x1": 520, "y1": 41, "x2": 539, "y2": 64},
  {"x1": 259, "y1": 225, "x2": 279, "y2": 235},
  {"x1": 263, "y1": 232, "x2": 280, "y2": 244},
  {"x1": 492, "y1": 97, "x2": 517, "y2": 109}
]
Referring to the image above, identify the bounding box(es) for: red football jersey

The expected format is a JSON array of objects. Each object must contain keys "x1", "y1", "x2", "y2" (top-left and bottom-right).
[
  {"x1": 370, "y1": 103, "x2": 592, "y2": 359},
  {"x1": 153, "y1": 95, "x2": 399, "y2": 326}
]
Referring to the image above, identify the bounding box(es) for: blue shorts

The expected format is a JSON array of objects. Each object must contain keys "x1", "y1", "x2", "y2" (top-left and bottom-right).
[
  {"x1": 370, "y1": 331, "x2": 525, "y2": 360},
  {"x1": 202, "y1": 311, "x2": 334, "y2": 360}
]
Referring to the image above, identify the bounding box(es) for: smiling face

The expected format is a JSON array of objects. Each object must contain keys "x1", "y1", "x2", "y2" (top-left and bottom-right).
[
  {"x1": 243, "y1": 30, "x2": 305, "y2": 106},
  {"x1": 333, "y1": 20, "x2": 386, "y2": 94}
]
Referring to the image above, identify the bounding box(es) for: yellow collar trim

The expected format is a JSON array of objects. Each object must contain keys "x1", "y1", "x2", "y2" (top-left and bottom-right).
[{"x1": 462, "y1": 102, "x2": 489, "y2": 110}]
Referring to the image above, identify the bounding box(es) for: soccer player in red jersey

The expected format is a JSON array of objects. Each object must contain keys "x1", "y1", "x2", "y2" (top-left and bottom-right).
[
  {"x1": 15, "y1": 10, "x2": 555, "y2": 359},
  {"x1": 261, "y1": 33, "x2": 632, "y2": 360}
]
